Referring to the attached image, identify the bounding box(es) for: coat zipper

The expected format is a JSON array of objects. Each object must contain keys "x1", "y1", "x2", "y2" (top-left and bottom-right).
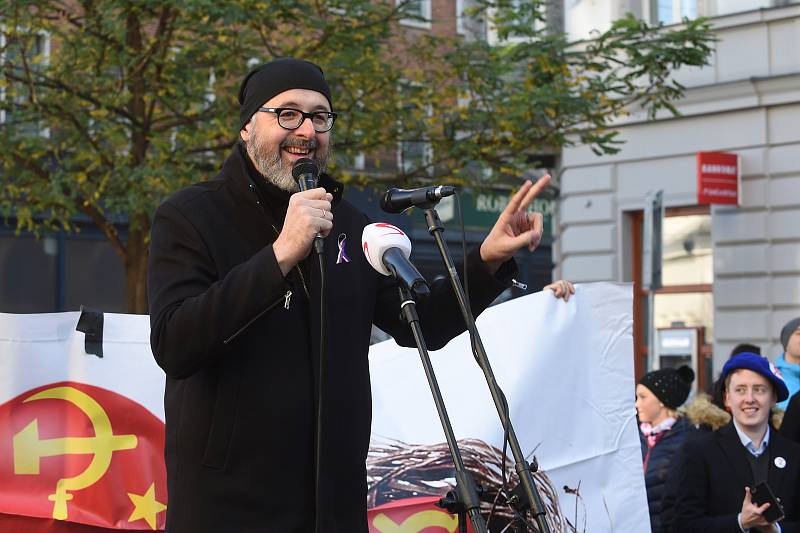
[
  {"x1": 223, "y1": 289, "x2": 292, "y2": 345},
  {"x1": 284, "y1": 289, "x2": 292, "y2": 309}
]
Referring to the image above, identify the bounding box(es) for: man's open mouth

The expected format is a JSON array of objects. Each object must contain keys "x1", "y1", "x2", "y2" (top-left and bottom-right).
[
  {"x1": 282, "y1": 138, "x2": 316, "y2": 157},
  {"x1": 285, "y1": 145, "x2": 311, "y2": 155}
]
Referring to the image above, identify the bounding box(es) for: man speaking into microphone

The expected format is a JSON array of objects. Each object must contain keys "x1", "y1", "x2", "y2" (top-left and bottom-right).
[{"x1": 147, "y1": 58, "x2": 559, "y2": 533}]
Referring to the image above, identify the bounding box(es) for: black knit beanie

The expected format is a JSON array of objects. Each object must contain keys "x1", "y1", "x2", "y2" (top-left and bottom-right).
[
  {"x1": 781, "y1": 317, "x2": 800, "y2": 351},
  {"x1": 238, "y1": 58, "x2": 333, "y2": 131},
  {"x1": 639, "y1": 365, "x2": 695, "y2": 409}
]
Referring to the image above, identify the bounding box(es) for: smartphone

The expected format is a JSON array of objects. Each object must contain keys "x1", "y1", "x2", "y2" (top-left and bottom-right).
[{"x1": 751, "y1": 482, "x2": 785, "y2": 523}]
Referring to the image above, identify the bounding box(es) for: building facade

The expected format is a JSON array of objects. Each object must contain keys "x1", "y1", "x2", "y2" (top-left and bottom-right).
[{"x1": 557, "y1": 2, "x2": 800, "y2": 384}]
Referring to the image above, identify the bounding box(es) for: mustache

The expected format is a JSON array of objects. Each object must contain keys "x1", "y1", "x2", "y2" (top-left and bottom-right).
[{"x1": 281, "y1": 138, "x2": 318, "y2": 150}]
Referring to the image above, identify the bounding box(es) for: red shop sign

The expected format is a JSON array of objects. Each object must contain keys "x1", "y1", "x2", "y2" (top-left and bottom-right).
[{"x1": 697, "y1": 151, "x2": 740, "y2": 205}]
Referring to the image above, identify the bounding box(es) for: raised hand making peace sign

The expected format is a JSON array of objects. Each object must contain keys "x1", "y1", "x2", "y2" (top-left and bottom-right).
[{"x1": 480, "y1": 175, "x2": 550, "y2": 274}]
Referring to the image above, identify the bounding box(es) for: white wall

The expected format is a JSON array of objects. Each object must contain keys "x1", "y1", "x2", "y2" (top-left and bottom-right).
[
  {"x1": 565, "y1": 0, "x2": 780, "y2": 41},
  {"x1": 557, "y1": 5, "x2": 800, "y2": 373}
]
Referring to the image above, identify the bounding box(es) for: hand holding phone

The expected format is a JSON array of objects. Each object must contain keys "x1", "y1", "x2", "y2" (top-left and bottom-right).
[{"x1": 751, "y1": 482, "x2": 785, "y2": 523}]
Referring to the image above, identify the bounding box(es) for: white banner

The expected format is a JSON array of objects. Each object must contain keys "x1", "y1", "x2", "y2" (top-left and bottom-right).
[
  {"x1": 367, "y1": 282, "x2": 649, "y2": 533},
  {"x1": 0, "y1": 311, "x2": 163, "y2": 420},
  {"x1": 0, "y1": 311, "x2": 166, "y2": 531},
  {"x1": 0, "y1": 281, "x2": 648, "y2": 532}
]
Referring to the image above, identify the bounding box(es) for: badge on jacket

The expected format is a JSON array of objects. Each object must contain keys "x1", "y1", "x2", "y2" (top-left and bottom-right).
[{"x1": 337, "y1": 233, "x2": 351, "y2": 264}]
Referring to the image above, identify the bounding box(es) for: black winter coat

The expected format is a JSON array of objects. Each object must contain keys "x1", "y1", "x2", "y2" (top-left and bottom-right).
[
  {"x1": 640, "y1": 416, "x2": 696, "y2": 533},
  {"x1": 782, "y1": 393, "x2": 800, "y2": 446},
  {"x1": 670, "y1": 422, "x2": 800, "y2": 532},
  {"x1": 147, "y1": 145, "x2": 513, "y2": 533}
]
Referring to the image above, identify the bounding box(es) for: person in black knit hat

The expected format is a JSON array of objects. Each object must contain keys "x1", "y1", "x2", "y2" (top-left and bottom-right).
[
  {"x1": 148, "y1": 57, "x2": 560, "y2": 533},
  {"x1": 636, "y1": 365, "x2": 696, "y2": 532}
]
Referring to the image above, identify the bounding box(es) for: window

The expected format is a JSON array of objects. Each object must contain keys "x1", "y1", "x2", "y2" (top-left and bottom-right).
[
  {"x1": 396, "y1": 82, "x2": 433, "y2": 177},
  {"x1": 0, "y1": 29, "x2": 50, "y2": 136},
  {"x1": 0, "y1": 223, "x2": 126, "y2": 313},
  {"x1": 0, "y1": 231, "x2": 58, "y2": 312},
  {"x1": 456, "y1": 0, "x2": 487, "y2": 38},
  {"x1": 631, "y1": 206, "x2": 714, "y2": 387},
  {"x1": 656, "y1": 0, "x2": 697, "y2": 24},
  {"x1": 486, "y1": 0, "x2": 544, "y2": 46},
  {"x1": 398, "y1": 0, "x2": 432, "y2": 29},
  {"x1": 333, "y1": 90, "x2": 366, "y2": 173},
  {"x1": 398, "y1": 134, "x2": 432, "y2": 175},
  {"x1": 335, "y1": 140, "x2": 366, "y2": 172}
]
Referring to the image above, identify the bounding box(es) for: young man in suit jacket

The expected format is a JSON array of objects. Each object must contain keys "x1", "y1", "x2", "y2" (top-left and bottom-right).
[{"x1": 670, "y1": 352, "x2": 800, "y2": 533}]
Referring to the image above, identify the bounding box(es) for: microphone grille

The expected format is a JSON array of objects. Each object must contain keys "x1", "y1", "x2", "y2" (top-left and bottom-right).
[
  {"x1": 379, "y1": 189, "x2": 393, "y2": 212},
  {"x1": 291, "y1": 158, "x2": 319, "y2": 180}
]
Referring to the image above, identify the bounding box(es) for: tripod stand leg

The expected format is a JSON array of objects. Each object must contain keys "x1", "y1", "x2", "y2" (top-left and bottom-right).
[
  {"x1": 396, "y1": 286, "x2": 488, "y2": 533},
  {"x1": 458, "y1": 511, "x2": 468, "y2": 533}
]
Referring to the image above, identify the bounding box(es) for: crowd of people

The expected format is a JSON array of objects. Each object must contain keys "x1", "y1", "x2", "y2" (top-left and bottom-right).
[{"x1": 637, "y1": 317, "x2": 800, "y2": 532}]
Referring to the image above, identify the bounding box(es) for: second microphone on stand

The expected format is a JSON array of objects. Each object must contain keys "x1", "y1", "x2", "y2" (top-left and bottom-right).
[{"x1": 380, "y1": 185, "x2": 456, "y2": 214}]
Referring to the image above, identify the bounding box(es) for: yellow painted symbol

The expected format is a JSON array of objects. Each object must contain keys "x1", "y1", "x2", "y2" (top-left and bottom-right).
[
  {"x1": 128, "y1": 482, "x2": 167, "y2": 530},
  {"x1": 372, "y1": 509, "x2": 459, "y2": 532},
  {"x1": 12, "y1": 386, "x2": 138, "y2": 520}
]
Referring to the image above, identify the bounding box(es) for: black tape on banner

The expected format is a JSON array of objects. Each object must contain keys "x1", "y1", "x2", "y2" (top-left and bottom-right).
[{"x1": 76, "y1": 306, "x2": 104, "y2": 358}]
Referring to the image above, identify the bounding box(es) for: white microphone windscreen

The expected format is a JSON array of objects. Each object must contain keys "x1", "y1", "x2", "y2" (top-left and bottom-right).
[{"x1": 361, "y1": 223, "x2": 412, "y2": 276}]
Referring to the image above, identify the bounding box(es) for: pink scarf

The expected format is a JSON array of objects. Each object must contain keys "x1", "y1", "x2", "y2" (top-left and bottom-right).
[
  {"x1": 640, "y1": 417, "x2": 677, "y2": 448},
  {"x1": 640, "y1": 417, "x2": 676, "y2": 473}
]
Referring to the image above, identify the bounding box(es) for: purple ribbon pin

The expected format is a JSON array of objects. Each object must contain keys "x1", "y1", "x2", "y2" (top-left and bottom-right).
[{"x1": 337, "y1": 233, "x2": 351, "y2": 264}]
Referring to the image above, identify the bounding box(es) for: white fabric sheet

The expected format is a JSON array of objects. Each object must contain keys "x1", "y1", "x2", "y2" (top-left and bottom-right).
[{"x1": 368, "y1": 282, "x2": 650, "y2": 533}]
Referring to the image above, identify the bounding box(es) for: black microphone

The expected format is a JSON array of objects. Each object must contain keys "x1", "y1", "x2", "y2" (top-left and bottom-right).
[
  {"x1": 383, "y1": 248, "x2": 430, "y2": 298},
  {"x1": 380, "y1": 185, "x2": 456, "y2": 214},
  {"x1": 292, "y1": 157, "x2": 319, "y2": 191},
  {"x1": 291, "y1": 158, "x2": 324, "y2": 255}
]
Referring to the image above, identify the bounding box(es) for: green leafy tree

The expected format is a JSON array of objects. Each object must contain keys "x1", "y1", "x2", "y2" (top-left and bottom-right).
[
  {"x1": 0, "y1": 0, "x2": 713, "y2": 313},
  {"x1": 395, "y1": 1, "x2": 714, "y2": 181}
]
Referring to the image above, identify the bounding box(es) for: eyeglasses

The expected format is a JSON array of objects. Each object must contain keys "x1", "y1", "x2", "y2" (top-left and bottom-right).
[{"x1": 257, "y1": 107, "x2": 337, "y2": 133}]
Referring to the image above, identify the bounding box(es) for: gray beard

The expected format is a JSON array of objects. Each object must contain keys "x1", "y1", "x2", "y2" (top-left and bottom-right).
[{"x1": 245, "y1": 132, "x2": 330, "y2": 193}]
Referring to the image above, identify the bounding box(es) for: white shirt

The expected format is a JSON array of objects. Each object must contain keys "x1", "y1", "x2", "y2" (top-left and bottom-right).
[{"x1": 733, "y1": 419, "x2": 771, "y2": 457}]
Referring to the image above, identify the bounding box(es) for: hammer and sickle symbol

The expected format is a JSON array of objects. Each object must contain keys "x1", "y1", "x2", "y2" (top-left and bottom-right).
[
  {"x1": 12, "y1": 386, "x2": 138, "y2": 520},
  {"x1": 372, "y1": 510, "x2": 459, "y2": 532}
]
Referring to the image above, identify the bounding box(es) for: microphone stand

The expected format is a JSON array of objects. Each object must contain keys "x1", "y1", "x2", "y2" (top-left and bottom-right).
[
  {"x1": 422, "y1": 206, "x2": 551, "y2": 533},
  {"x1": 395, "y1": 283, "x2": 488, "y2": 533}
]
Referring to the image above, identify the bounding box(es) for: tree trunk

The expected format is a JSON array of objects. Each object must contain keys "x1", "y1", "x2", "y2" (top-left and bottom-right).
[
  {"x1": 124, "y1": 9, "x2": 149, "y2": 315},
  {"x1": 125, "y1": 222, "x2": 150, "y2": 314}
]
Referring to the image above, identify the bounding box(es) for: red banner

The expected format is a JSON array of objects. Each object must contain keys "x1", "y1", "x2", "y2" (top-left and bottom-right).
[
  {"x1": 697, "y1": 151, "x2": 740, "y2": 205},
  {"x1": 0, "y1": 381, "x2": 166, "y2": 531},
  {"x1": 368, "y1": 496, "x2": 469, "y2": 533}
]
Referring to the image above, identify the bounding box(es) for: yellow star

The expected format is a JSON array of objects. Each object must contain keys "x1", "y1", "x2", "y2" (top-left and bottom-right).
[{"x1": 127, "y1": 482, "x2": 167, "y2": 530}]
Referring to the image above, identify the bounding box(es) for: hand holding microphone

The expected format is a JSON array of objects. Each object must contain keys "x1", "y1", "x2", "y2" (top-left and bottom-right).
[{"x1": 272, "y1": 159, "x2": 333, "y2": 275}]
